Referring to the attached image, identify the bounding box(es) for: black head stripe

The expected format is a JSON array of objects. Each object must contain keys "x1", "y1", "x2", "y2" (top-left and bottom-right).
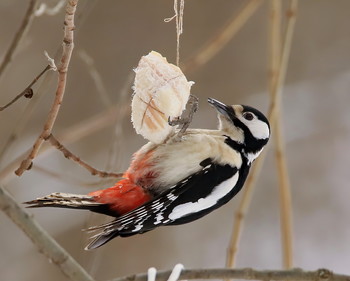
[{"x1": 224, "y1": 105, "x2": 269, "y2": 154}]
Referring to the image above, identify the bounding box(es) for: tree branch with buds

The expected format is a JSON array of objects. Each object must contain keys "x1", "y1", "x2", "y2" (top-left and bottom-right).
[
  {"x1": 0, "y1": 52, "x2": 56, "y2": 111},
  {"x1": 15, "y1": 0, "x2": 78, "y2": 176}
]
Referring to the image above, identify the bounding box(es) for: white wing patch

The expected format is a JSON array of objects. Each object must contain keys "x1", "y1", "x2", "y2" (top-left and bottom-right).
[{"x1": 168, "y1": 172, "x2": 239, "y2": 220}]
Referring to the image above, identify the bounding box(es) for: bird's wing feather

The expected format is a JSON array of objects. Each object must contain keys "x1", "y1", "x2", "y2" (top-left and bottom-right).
[{"x1": 85, "y1": 161, "x2": 242, "y2": 250}]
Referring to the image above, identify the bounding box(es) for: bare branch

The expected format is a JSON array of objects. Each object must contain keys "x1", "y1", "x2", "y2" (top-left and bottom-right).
[
  {"x1": 109, "y1": 268, "x2": 350, "y2": 281},
  {"x1": 15, "y1": 0, "x2": 79, "y2": 176},
  {"x1": 268, "y1": 0, "x2": 282, "y2": 94},
  {"x1": 226, "y1": 0, "x2": 298, "y2": 268},
  {"x1": 0, "y1": 3, "x2": 96, "y2": 161},
  {"x1": 0, "y1": 103, "x2": 129, "y2": 185},
  {"x1": 269, "y1": 0, "x2": 299, "y2": 269},
  {"x1": 33, "y1": 165, "x2": 114, "y2": 188},
  {"x1": 47, "y1": 134, "x2": 123, "y2": 179},
  {"x1": 0, "y1": 64, "x2": 53, "y2": 111},
  {"x1": 78, "y1": 49, "x2": 112, "y2": 108},
  {"x1": 268, "y1": 0, "x2": 298, "y2": 120},
  {"x1": 182, "y1": 0, "x2": 262, "y2": 73},
  {"x1": 34, "y1": 165, "x2": 95, "y2": 187},
  {"x1": 103, "y1": 72, "x2": 134, "y2": 174},
  {"x1": 226, "y1": 151, "x2": 267, "y2": 268},
  {"x1": 275, "y1": 119, "x2": 294, "y2": 267},
  {"x1": 0, "y1": 185, "x2": 95, "y2": 281},
  {"x1": 0, "y1": 53, "x2": 58, "y2": 161},
  {"x1": 0, "y1": 0, "x2": 39, "y2": 80}
]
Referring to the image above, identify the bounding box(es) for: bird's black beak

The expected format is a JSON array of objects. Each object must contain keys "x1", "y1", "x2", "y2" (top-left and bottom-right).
[{"x1": 207, "y1": 98, "x2": 234, "y2": 118}]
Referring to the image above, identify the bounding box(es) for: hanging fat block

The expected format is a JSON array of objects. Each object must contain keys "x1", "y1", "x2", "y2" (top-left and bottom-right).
[{"x1": 131, "y1": 51, "x2": 194, "y2": 144}]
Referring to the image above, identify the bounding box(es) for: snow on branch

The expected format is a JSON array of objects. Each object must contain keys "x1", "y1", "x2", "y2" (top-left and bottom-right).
[{"x1": 15, "y1": 0, "x2": 78, "y2": 176}]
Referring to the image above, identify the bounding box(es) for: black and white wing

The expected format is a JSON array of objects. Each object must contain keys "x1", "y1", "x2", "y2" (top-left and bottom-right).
[{"x1": 85, "y1": 161, "x2": 248, "y2": 250}]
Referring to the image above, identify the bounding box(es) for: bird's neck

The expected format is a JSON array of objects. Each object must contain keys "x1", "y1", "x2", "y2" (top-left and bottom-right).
[{"x1": 224, "y1": 136, "x2": 265, "y2": 165}]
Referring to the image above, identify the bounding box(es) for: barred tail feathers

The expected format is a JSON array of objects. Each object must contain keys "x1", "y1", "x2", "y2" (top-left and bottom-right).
[
  {"x1": 85, "y1": 231, "x2": 118, "y2": 250},
  {"x1": 23, "y1": 192, "x2": 106, "y2": 212},
  {"x1": 24, "y1": 178, "x2": 152, "y2": 217}
]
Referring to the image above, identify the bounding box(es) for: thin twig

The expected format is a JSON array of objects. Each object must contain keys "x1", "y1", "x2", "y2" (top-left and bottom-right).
[
  {"x1": 34, "y1": 165, "x2": 114, "y2": 188},
  {"x1": 270, "y1": 0, "x2": 299, "y2": 269},
  {"x1": 0, "y1": 64, "x2": 52, "y2": 111},
  {"x1": 270, "y1": 0, "x2": 297, "y2": 269},
  {"x1": 77, "y1": 73, "x2": 133, "y2": 274},
  {"x1": 109, "y1": 268, "x2": 350, "y2": 281},
  {"x1": 0, "y1": 64, "x2": 56, "y2": 162},
  {"x1": 268, "y1": 0, "x2": 281, "y2": 94},
  {"x1": 0, "y1": 0, "x2": 39, "y2": 80},
  {"x1": 33, "y1": 165, "x2": 113, "y2": 187},
  {"x1": 226, "y1": 0, "x2": 298, "y2": 268},
  {"x1": 15, "y1": 0, "x2": 79, "y2": 176},
  {"x1": 0, "y1": 185, "x2": 96, "y2": 281},
  {"x1": 47, "y1": 134, "x2": 123, "y2": 178},
  {"x1": 182, "y1": 0, "x2": 262, "y2": 73},
  {"x1": 78, "y1": 49, "x2": 112, "y2": 108},
  {"x1": 0, "y1": 2, "x2": 97, "y2": 162},
  {"x1": 226, "y1": 151, "x2": 267, "y2": 268},
  {"x1": 103, "y1": 72, "x2": 134, "y2": 173},
  {"x1": 268, "y1": 0, "x2": 298, "y2": 120},
  {"x1": 275, "y1": 119, "x2": 294, "y2": 268},
  {"x1": 0, "y1": 104, "x2": 130, "y2": 184}
]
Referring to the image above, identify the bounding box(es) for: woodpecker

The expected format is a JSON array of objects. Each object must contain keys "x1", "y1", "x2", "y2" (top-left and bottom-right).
[{"x1": 25, "y1": 98, "x2": 270, "y2": 250}]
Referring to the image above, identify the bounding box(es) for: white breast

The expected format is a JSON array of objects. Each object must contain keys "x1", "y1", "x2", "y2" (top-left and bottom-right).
[{"x1": 150, "y1": 131, "x2": 242, "y2": 190}]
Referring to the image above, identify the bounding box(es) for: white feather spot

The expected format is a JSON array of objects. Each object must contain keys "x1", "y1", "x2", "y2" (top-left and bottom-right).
[
  {"x1": 132, "y1": 222, "x2": 144, "y2": 232},
  {"x1": 167, "y1": 193, "x2": 178, "y2": 201},
  {"x1": 154, "y1": 212, "x2": 164, "y2": 225}
]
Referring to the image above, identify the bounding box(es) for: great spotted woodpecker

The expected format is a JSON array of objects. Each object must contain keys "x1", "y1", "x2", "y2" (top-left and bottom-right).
[{"x1": 25, "y1": 98, "x2": 270, "y2": 250}]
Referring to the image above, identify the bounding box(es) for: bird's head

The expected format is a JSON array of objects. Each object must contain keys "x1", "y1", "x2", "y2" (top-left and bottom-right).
[{"x1": 208, "y1": 98, "x2": 270, "y2": 158}]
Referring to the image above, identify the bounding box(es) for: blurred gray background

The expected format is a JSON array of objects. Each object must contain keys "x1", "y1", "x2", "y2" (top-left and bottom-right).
[{"x1": 1, "y1": 0, "x2": 350, "y2": 280}]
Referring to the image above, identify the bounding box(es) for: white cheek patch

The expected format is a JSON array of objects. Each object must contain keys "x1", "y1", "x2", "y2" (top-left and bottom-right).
[
  {"x1": 240, "y1": 117, "x2": 270, "y2": 140},
  {"x1": 168, "y1": 173, "x2": 239, "y2": 221}
]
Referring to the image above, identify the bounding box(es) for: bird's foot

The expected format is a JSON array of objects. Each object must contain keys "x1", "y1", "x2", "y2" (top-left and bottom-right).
[{"x1": 168, "y1": 94, "x2": 199, "y2": 139}]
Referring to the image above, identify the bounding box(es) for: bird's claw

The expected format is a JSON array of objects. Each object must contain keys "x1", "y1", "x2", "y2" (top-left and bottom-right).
[{"x1": 168, "y1": 94, "x2": 199, "y2": 139}]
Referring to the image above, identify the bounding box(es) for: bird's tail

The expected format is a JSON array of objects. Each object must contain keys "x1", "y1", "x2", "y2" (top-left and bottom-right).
[{"x1": 23, "y1": 192, "x2": 110, "y2": 215}]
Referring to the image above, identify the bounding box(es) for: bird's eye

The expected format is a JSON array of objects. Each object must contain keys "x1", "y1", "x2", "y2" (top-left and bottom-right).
[{"x1": 243, "y1": 112, "x2": 254, "y2": 121}]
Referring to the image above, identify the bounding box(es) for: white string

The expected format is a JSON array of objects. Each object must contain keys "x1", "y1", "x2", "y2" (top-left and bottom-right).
[{"x1": 164, "y1": 0, "x2": 185, "y2": 66}]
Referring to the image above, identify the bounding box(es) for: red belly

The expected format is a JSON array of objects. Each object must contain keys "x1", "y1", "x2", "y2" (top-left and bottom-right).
[
  {"x1": 88, "y1": 178, "x2": 152, "y2": 216},
  {"x1": 88, "y1": 149, "x2": 157, "y2": 216}
]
